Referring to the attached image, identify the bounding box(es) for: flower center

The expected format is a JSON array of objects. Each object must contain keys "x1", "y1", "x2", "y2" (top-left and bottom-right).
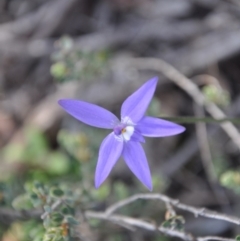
[{"x1": 113, "y1": 124, "x2": 134, "y2": 141}]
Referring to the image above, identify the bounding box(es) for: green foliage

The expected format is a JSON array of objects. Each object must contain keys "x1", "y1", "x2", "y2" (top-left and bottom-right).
[
  {"x1": 12, "y1": 182, "x2": 80, "y2": 240},
  {"x1": 51, "y1": 62, "x2": 68, "y2": 79},
  {"x1": 161, "y1": 215, "x2": 185, "y2": 231},
  {"x1": 0, "y1": 182, "x2": 8, "y2": 206},
  {"x1": 211, "y1": 154, "x2": 229, "y2": 178},
  {"x1": 236, "y1": 235, "x2": 240, "y2": 241},
  {"x1": 91, "y1": 182, "x2": 111, "y2": 201},
  {"x1": 203, "y1": 84, "x2": 230, "y2": 107},
  {"x1": 0, "y1": 122, "x2": 171, "y2": 240},
  {"x1": 12, "y1": 193, "x2": 33, "y2": 210},
  {"x1": 50, "y1": 212, "x2": 65, "y2": 227},
  {"x1": 220, "y1": 170, "x2": 240, "y2": 195},
  {"x1": 57, "y1": 127, "x2": 109, "y2": 185},
  {"x1": 113, "y1": 182, "x2": 129, "y2": 200},
  {"x1": 2, "y1": 221, "x2": 45, "y2": 241},
  {"x1": 50, "y1": 188, "x2": 64, "y2": 198},
  {"x1": 46, "y1": 152, "x2": 70, "y2": 176},
  {"x1": 43, "y1": 226, "x2": 66, "y2": 241},
  {"x1": 57, "y1": 129, "x2": 92, "y2": 163},
  {"x1": 153, "y1": 237, "x2": 169, "y2": 241},
  {"x1": 51, "y1": 36, "x2": 110, "y2": 82},
  {"x1": 0, "y1": 127, "x2": 70, "y2": 181},
  {"x1": 152, "y1": 175, "x2": 169, "y2": 191}
]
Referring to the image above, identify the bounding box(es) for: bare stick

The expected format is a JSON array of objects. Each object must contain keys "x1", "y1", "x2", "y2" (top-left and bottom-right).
[
  {"x1": 41, "y1": 199, "x2": 62, "y2": 220},
  {"x1": 0, "y1": 208, "x2": 41, "y2": 223},
  {"x1": 1, "y1": 193, "x2": 239, "y2": 225},
  {"x1": 85, "y1": 211, "x2": 236, "y2": 241},
  {"x1": 105, "y1": 193, "x2": 240, "y2": 225},
  {"x1": 128, "y1": 57, "x2": 240, "y2": 151},
  {"x1": 0, "y1": 192, "x2": 239, "y2": 240},
  {"x1": 86, "y1": 211, "x2": 156, "y2": 231},
  {"x1": 198, "y1": 237, "x2": 236, "y2": 241}
]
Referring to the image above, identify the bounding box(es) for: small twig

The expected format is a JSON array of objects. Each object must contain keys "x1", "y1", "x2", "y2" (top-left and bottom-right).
[
  {"x1": 105, "y1": 193, "x2": 240, "y2": 225},
  {"x1": 159, "y1": 96, "x2": 240, "y2": 177},
  {"x1": 0, "y1": 194, "x2": 238, "y2": 226},
  {"x1": 198, "y1": 237, "x2": 236, "y2": 241},
  {"x1": 86, "y1": 211, "x2": 156, "y2": 231},
  {"x1": 85, "y1": 211, "x2": 236, "y2": 241},
  {"x1": 3, "y1": 193, "x2": 238, "y2": 226},
  {"x1": 0, "y1": 193, "x2": 239, "y2": 240},
  {"x1": 41, "y1": 199, "x2": 62, "y2": 219},
  {"x1": 129, "y1": 57, "x2": 240, "y2": 151},
  {"x1": 160, "y1": 116, "x2": 240, "y2": 124},
  {"x1": 0, "y1": 208, "x2": 41, "y2": 223}
]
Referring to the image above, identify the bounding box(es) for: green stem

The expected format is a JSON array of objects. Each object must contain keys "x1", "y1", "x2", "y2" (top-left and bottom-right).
[{"x1": 160, "y1": 116, "x2": 240, "y2": 124}]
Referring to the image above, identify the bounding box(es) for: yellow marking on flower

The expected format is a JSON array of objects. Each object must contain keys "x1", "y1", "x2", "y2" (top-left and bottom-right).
[{"x1": 121, "y1": 128, "x2": 127, "y2": 134}]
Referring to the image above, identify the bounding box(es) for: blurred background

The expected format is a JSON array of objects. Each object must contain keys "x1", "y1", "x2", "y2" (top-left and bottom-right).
[{"x1": 0, "y1": 0, "x2": 240, "y2": 240}]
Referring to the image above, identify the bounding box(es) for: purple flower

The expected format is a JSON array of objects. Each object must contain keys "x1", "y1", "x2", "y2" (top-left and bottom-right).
[{"x1": 58, "y1": 77, "x2": 185, "y2": 190}]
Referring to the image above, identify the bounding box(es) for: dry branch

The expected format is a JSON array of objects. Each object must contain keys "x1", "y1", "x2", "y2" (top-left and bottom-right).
[
  {"x1": 85, "y1": 211, "x2": 236, "y2": 241},
  {"x1": 105, "y1": 193, "x2": 240, "y2": 225},
  {"x1": 0, "y1": 192, "x2": 239, "y2": 240}
]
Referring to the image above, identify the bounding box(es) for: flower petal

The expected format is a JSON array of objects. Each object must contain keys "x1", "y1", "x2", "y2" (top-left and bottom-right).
[
  {"x1": 58, "y1": 99, "x2": 119, "y2": 129},
  {"x1": 121, "y1": 77, "x2": 158, "y2": 123},
  {"x1": 130, "y1": 130, "x2": 145, "y2": 143},
  {"x1": 95, "y1": 133, "x2": 123, "y2": 188},
  {"x1": 122, "y1": 142, "x2": 152, "y2": 190},
  {"x1": 137, "y1": 116, "x2": 185, "y2": 137}
]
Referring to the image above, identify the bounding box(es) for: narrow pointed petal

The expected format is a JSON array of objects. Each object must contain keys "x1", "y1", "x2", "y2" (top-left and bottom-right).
[
  {"x1": 137, "y1": 116, "x2": 185, "y2": 137},
  {"x1": 95, "y1": 133, "x2": 123, "y2": 188},
  {"x1": 122, "y1": 142, "x2": 152, "y2": 190},
  {"x1": 59, "y1": 99, "x2": 119, "y2": 129},
  {"x1": 121, "y1": 77, "x2": 158, "y2": 123}
]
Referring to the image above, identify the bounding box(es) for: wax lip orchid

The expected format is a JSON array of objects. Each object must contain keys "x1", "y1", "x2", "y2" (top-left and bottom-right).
[{"x1": 58, "y1": 77, "x2": 185, "y2": 190}]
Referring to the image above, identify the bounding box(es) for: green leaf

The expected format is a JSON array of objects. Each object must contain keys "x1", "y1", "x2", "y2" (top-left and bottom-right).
[
  {"x1": 50, "y1": 188, "x2": 64, "y2": 198},
  {"x1": 34, "y1": 181, "x2": 45, "y2": 190},
  {"x1": 45, "y1": 152, "x2": 69, "y2": 175},
  {"x1": 12, "y1": 194, "x2": 33, "y2": 210},
  {"x1": 161, "y1": 216, "x2": 185, "y2": 231},
  {"x1": 220, "y1": 170, "x2": 240, "y2": 195},
  {"x1": 25, "y1": 127, "x2": 49, "y2": 161},
  {"x1": 162, "y1": 220, "x2": 172, "y2": 228},
  {"x1": 43, "y1": 216, "x2": 51, "y2": 228},
  {"x1": 50, "y1": 62, "x2": 68, "y2": 79},
  {"x1": 236, "y1": 235, "x2": 240, "y2": 241},
  {"x1": 30, "y1": 193, "x2": 39, "y2": 200},
  {"x1": 66, "y1": 216, "x2": 79, "y2": 225},
  {"x1": 51, "y1": 212, "x2": 64, "y2": 226},
  {"x1": 203, "y1": 84, "x2": 230, "y2": 107},
  {"x1": 2, "y1": 143, "x2": 25, "y2": 164},
  {"x1": 114, "y1": 182, "x2": 129, "y2": 200},
  {"x1": 92, "y1": 183, "x2": 110, "y2": 201},
  {"x1": 61, "y1": 206, "x2": 74, "y2": 216}
]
